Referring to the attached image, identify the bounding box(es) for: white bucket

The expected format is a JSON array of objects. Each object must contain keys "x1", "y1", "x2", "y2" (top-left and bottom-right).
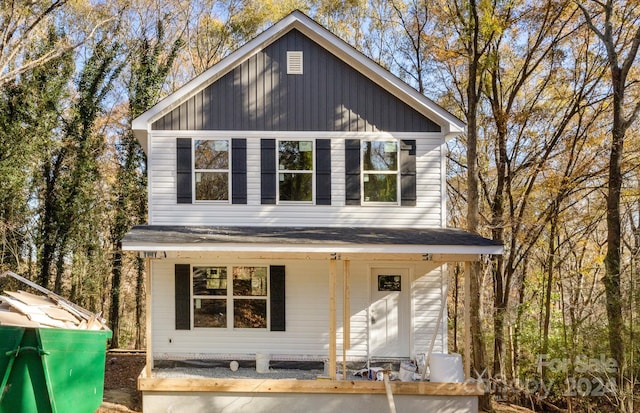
[
  {"x1": 256, "y1": 353, "x2": 270, "y2": 373},
  {"x1": 428, "y1": 353, "x2": 464, "y2": 382}
]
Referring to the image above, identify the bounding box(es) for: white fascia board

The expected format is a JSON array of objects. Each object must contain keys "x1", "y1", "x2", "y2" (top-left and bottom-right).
[{"x1": 122, "y1": 241, "x2": 503, "y2": 255}]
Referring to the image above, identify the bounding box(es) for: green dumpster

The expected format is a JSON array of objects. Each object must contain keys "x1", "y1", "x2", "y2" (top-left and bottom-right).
[{"x1": 0, "y1": 326, "x2": 112, "y2": 413}]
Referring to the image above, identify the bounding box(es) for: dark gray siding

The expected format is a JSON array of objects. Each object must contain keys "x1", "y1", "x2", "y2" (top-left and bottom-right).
[{"x1": 152, "y1": 30, "x2": 440, "y2": 133}]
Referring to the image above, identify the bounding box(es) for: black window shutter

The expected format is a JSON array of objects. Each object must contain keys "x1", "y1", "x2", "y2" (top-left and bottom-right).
[
  {"x1": 231, "y1": 139, "x2": 247, "y2": 204},
  {"x1": 175, "y1": 264, "x2": 191, "y2": 330},
  {"x1": 400, "y1": 139, "x2": 417, "y2": 206},
  {"x1": 176, "y1": 138, "x2": 192, "y2": 203},
  {"x1": 261, "y1": 139, "x2": 277, "y2": 204},
  {"x1": 316, "y1": 139, "x2": 331, "y2": 205},
  {"x1": 270, "y1": 265, "x2": 286, "y2": 331},
  {"x1": 345, "y1": 139, "x2": 361, "y2": 205}
]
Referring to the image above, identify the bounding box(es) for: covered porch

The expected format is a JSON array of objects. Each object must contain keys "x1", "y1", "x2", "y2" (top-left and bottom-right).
[{"x1": 123, "y1": 226, "x2": 502, "y2": 413}]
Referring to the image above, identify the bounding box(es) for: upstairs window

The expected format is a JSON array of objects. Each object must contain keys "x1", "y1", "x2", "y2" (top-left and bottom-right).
[
  {"x1": 362, "y1": 140, "x2": 399, "y2": 204},
  {"x1": 278, "y1": 140, "x2": 314, "y2": 202},
  {"x1": 194, "y1": 139, "x2": 230, "y2": 201}
]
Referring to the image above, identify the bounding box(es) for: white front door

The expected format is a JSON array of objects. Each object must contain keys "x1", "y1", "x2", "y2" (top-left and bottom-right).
[{"x1": 369, "y1": 268, "x2": 410, "y2": 358}]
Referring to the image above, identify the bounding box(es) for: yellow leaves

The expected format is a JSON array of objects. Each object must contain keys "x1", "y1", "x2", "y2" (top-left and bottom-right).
[
  {"x1": 230, "y1": 0, "x2": 309, "y2": 30},
  {"x1": 66, "y1": 0, "x2": 92, "y2": 15},
  {"x1": 477, "y1": 0, "x2": 509, "y2": 38}
]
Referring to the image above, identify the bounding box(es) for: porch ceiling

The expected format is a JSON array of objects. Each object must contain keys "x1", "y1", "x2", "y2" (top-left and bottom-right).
[{"x1": 122, "y1": 225, "x2": 503, "y2": 256}]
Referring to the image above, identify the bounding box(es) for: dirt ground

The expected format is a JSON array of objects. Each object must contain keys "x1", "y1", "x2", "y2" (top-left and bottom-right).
[
  {"x1": 98, "y1": 353, "x2": 146, "y2": 413},
  {"x1": 96, "y1": 353, "x2": 536, "y2": 413}
]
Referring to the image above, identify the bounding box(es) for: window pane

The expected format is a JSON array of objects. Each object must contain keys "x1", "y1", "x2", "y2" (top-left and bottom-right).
[
  {"x1": 194, "y1": 298, "x2": 227, "y2": 328},
  {"x1": 195, "y1": 172, "x2": 228, "y2": 200},
  {"x1": 363, "y1": 173, "x2": 397, "y2": 202},
  {"x1": 234, "y1": 299, "x2": 267, "y2": 328},
  {"x1": 279, "y1": 173, "x2": 312, "y2": 201},
  {"x1": 233, "y1": 266, "x2": 267, "y2": 296},
  {"x1": 195, "y1": 139, "x2": 229, "y2": 169},
  {"x1": 362, "y1": 141, "x2": 398, "y2": 171},
  {"x1": 193, "y1": 267, "x2": 227, "y2": 296},
  {"x1": 279, "y1": 141, "x2": 313, "y2": 171}
]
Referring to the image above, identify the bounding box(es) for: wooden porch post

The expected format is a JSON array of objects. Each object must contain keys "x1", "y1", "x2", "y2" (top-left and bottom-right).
[
  {"x1": 145, "y1": 257, "x2": 153, "y2": 376},
  {"x1": 329, "y1": 259, "x2": 337, "y2": 380},
  {"x1": 342, "y1": 260, "x2": 351, "y2": 379},
  {"x1": 464, "y1": 262, "x2": 471, "y2": 379}
]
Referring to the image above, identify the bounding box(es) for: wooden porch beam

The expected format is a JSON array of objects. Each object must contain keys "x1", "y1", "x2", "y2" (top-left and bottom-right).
[
  {"x1": 138, "y1": 373, "x2": 485, "y2": 395},
  {"x1": 424, "y1": 254, "x2": 481, "y2": 262},
  {"x1": 162, "y1": 252, "x2": 481, "y2": 262}
]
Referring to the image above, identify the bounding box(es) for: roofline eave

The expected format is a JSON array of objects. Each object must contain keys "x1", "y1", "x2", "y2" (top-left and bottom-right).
[{"x1": 122, "y1": 242, "x2": 503, "y2": 256}]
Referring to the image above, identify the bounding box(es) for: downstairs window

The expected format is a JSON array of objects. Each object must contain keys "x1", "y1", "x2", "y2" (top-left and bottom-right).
[{"x1": 192, "y1": 265, "x2": 268, "y2": 329}]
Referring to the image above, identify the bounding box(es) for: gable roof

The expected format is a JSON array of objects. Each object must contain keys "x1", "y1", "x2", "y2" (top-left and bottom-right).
[{"x1": 132, "y1": 10, "x2": 465, "y2": 152}]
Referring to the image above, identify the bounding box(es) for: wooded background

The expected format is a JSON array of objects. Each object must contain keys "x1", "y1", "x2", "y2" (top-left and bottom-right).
[{"x1": 0, "y1": 1, "x2": 638, "y2": 411}]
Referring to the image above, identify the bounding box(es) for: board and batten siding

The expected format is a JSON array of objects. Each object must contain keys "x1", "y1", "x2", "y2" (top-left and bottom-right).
[
  {"x1": 150, "y1": 258, "x2": 445, "y2": 361},
  {"x1": 151, "y1": 30, "x2": 440, "y2": 134},
  {"x1": 147, "y1": 135, "x2": 444, "y2": 227}
]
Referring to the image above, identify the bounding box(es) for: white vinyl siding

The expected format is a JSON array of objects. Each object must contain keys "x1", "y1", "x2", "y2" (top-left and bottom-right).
[
  {"x1": 152, "y1": 258, "x2": 330, "y2": 359},
  {"x1": 150, "y1": 258, "x2": 445, "y2": 361},
  {"x1": 147, "y1": 133, "x2": 445, "y2": 227},
  {"x1": 412, "y1": 263, "x2": 447, "y2": 355}
]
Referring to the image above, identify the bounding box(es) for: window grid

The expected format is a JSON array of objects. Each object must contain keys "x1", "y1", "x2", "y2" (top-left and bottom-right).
[
  {"x1": 192, "y1": 265, "x2": 269, "y2": 329},
  {"x1": 277, "y1": 139, "x2": 315, "y2": 203},
  {"x1": 193, "y1": 139, "x2": 231, "y2": 202},
  {"x1": 361, "y1": 140, "x2": 400, "y2": 205}
]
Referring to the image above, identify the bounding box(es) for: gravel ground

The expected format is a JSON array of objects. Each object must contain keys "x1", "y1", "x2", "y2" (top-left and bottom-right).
[
  {"x1": 151, "y1": 359, "x2": 390, "y2": 381},
  {"x1": 153, "y1": 366, "x2": 328, "y2": 380}
]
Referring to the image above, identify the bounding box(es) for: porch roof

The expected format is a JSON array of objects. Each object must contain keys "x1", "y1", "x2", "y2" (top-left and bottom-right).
[{"x1": 122, "y1": 225, "x2": 503, "y2": 256}]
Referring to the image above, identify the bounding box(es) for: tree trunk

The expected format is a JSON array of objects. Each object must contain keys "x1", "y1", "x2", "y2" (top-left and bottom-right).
[
  {"x1": 513, "y1": 258, "x2": 528, "y2": 385},
  {"x1": 54, "y1": 246, "x2": 66, "y2": 295},
  {"x1": 603, "y1": 130, "x2": 625, "y2": 376},
  {"x1": 541, "y1": 207, "x2": 557, "y2": 381},
  {"x1": 39, "y1": 161, "x2": 60, "y2": 289},
  {"x1": 109, "y1": 244, "x2": 123, "y2": 349}
]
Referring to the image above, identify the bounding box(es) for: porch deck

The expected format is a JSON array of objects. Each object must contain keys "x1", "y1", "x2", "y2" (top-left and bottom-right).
[{"x1": 138, "y1": 363, "x2": 483, "y2": 413}]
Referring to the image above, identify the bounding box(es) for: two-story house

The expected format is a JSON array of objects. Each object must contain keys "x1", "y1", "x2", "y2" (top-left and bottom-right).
[{"x1": 124, "y1": 10, "x2": 502, "y2": 413}]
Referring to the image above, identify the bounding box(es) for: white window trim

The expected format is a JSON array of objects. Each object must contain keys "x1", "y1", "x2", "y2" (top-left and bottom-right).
[
  {"x1": 192, "y1": 265, "x2": 228, "y2": 328},
  {"x1": 361, "y1": 139, "x2": 401, "y2": 206},
  {"x1": 192, "y1": 138, "x2": 232, "y2": 203},
  {"x1": 191, "y1": 264, "x2": 270, "y2": 330},
  {"x1": 276, "y1": 138, "x2": 316, "y2": 205}
]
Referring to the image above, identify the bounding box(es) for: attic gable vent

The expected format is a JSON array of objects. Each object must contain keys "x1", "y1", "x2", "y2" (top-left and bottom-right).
[{"x1": 287, "y1": 51, "x2": 303, "y2": 74}]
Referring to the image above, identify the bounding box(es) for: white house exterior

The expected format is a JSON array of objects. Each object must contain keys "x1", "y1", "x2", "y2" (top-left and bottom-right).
[{"x1": 124, "y1": 10, "x2": 501, "y2": 413}]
